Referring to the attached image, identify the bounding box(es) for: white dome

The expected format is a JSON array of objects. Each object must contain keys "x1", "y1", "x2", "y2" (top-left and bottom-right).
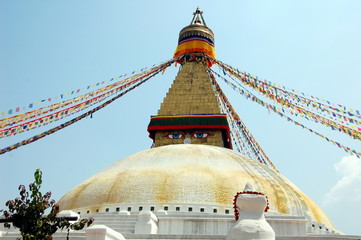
[{"x1": 59, "y1": 144, "x2": 334, "y2": 229}]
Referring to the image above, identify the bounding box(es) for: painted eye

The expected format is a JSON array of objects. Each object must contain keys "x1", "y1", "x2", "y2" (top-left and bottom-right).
[
  {"x1": 166, "y1": 133, "x2": 184, "y2": 139},
  {"x1": 192, "y1": 133, "x2": 209, "y2": 139}
]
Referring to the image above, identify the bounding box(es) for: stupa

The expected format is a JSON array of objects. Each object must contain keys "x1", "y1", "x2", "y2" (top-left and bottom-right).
[
  {"x1": 4, "y1": 8, "x2": 359, "y2": 240},
  {"x1": 56, "y1": 8, "x2": 340, "y2": 238}
]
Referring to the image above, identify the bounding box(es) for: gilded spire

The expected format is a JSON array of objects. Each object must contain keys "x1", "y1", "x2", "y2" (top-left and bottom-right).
[
  {"x1": 190, "y1": 7, "x2": 207, "y2": 26},
  {"x1": 148, "y1": 9, "x2": 231, "y2": 149}
]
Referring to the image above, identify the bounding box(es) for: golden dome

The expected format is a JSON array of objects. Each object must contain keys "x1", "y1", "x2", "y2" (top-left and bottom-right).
[{"x1": 58, "y1": 144, "x2": 333, "y2": 229}]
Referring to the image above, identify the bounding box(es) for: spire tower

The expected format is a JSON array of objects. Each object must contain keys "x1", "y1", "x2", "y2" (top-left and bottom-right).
[{"x1": 148, "y1": 8, "x2": 231, "y2": 148}]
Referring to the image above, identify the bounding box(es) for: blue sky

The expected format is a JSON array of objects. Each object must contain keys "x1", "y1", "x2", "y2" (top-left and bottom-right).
[{"x1": 1, "y1": 0, "x2": 361, "y2": 235}]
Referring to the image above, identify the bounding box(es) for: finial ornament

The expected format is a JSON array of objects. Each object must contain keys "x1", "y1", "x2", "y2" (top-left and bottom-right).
[
  {"x1": 190, "y1": 7, "x2": 207, "y2": 26},
  {"x1": 243, "y1": 183, "x2": 255, "y2": 192},
  {"x1": 194, "y1": 16, "x2": 201, "y2": 24}
]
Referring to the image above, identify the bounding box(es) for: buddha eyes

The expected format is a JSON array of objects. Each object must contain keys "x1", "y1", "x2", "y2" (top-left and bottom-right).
[
  {"x1": 166, "y1": 133, "x2": 210, "y2": 139},
  {"x1": 192, "y1": 133, "x2": 209, "y2": 138},
  {"x1": 166, "y1": 133, "x2": 184, "y2": 139}
]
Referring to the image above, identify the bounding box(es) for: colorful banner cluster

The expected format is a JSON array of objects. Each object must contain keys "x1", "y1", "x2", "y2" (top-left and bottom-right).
[
  {"x1": 0, "y1": 62, "x2": 170, "y2": 130},
  {"x1": 209, "y1": 68, "x2": 361, "y2": 159},
  {"x1": 0, "y1": 61, "x2": 169, "y2": 118},
  {"x1": 211, "y1": 60, "x2": 361, "y2": 130},
  {"x1": 211, "y1": 58, "x2": 361, "y2": 142},
  {"x1": 2, "y1": 53, "x2": 359, "y2": 162},
  {"x1": 208, "y1": 70, "x2": 278, "y2": 171},
  {"x1": 0, "y1": 63, "x2": 172, "y2": 138},
  {"x1": 211, "y1": 59, "x2": 361, "y2": 124},
  {"x1": 0, "y1": 60, "x2": 175, "y2": 155}
]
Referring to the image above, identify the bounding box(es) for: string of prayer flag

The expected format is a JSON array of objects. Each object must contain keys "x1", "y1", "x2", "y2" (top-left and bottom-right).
[
  {"x1": 208, "y1": 70, "x2": 278, "y2": 171},
  {"x1": 211, "y1": 60, "x2": 361, "y2": 141},
  {"x1": 0, "y1": 60, "x2": 171, "y2": 128},
  {"x1": 209, "y1": 68, "x2": 360, "y2": 159},
  {"x1": 0, "y1": 60, "x2": 176, "y2": 138},
  {"x1": 0, "y1": 60, "x2": 175, "y2": 155},
  {"x1": 211, "y1": 57, "x2": 361, "y2": 123}
]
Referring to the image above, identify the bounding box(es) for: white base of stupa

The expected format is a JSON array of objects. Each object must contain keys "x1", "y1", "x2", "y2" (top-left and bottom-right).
[{"x1": 1, "y1": 208, "x2": 355, "y2": 240}]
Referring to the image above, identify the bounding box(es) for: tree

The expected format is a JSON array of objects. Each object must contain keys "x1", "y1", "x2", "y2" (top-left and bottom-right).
[{"x1": 0, "y1": 169, "x2": 93, "y2": 240}]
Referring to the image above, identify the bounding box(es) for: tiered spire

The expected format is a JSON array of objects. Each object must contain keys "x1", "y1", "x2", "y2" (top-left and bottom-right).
[
  {"x1": 157, "y1": 62, "x2": 220, "y2": 115},
  {"x1": 148, "y1": 8, "x2": 231, "y2": 149}
]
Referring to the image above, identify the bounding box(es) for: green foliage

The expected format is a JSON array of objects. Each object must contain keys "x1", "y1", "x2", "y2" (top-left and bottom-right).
[{"x1": 0, "y1": 169, "x2": 93, "y2": 240}]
